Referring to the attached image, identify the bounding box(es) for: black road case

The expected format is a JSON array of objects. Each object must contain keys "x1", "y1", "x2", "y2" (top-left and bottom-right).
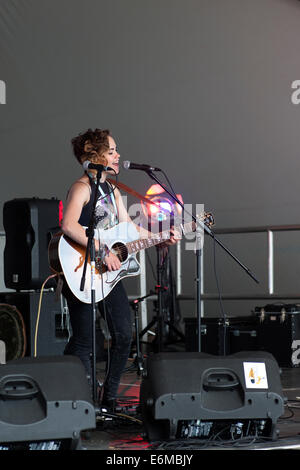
[
  {"x1": 184, "y1": 316, "x2": 258, "y2": 356},
  {"x1": 255, "y1": 304, "x2": 300, "y2": 367}
]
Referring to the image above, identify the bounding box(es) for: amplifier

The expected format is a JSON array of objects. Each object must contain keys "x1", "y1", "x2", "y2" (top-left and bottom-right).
[{"x1": 0, "y1": 291, "x2": 70, "y2": 358}]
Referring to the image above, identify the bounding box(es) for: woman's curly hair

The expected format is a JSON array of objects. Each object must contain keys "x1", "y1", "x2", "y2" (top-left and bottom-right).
[{"x1": 71, "y1": 128, "x2": 111, "y2": 166}]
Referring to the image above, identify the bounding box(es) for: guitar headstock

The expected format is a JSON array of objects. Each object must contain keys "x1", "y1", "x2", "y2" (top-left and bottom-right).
[{"x1": 173, "y1": 212, "x2": 215, "y2": 237}]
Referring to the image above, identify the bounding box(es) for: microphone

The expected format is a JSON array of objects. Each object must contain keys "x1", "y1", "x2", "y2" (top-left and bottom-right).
[
  {"x1": 122, "y1": 161, "x2": 161, "y2": 172},
  {"x1": 83, "y1": 160, "x2": 114, "y2": 172}
]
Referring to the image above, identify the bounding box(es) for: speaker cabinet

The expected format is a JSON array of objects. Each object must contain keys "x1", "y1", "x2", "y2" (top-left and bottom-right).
[
  {"x1": 3, "y1": 197, "x2": 62, "y2": 290},
  {"x1": 0, "y1": 291, "x2": 69, "y2": 358},
  {"x1": 0, "y1": 356, "x2": 95, "y2": 449},
  {"x1": 140, "y1": 351, "x2": 285, "y2": 442}
]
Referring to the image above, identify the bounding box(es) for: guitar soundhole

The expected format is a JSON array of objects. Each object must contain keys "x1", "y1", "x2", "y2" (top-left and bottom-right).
[{"x1": 111, "y1": 242, "x2": 128, "y2": 263}]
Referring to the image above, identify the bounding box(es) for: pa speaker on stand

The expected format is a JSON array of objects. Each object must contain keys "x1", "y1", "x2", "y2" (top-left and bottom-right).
[
  {"x1": 1, "y1": 198, "x2": 69, "y2": 360},
  {"x1": 3, "y1": 197, "x2": 62, "y2": 290}
]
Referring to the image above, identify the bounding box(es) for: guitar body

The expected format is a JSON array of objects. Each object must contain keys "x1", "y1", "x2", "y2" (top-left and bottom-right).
[
  {"x1": 48, "y1": 222, "x2": 141, "y2": 303},
  {"x1": 48, "y1": 212, "x2": 214, "y2": 304}
]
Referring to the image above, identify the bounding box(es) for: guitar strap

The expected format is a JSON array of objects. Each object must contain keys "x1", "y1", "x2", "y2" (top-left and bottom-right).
[
  {"x1": 108, "y1": 178, "x2": 214, "y2": 229},
  {"x1": 106, "y1": 177, "x2": 162, "y2": 210}
]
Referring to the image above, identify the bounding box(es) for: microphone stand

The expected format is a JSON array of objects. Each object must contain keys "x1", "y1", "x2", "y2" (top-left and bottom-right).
[
  {"x1": 145, "y1": 170, "x2": 259, "y2": 353},
  {"x1": 80, "y1": 169, "x2": 104, "y2": 404}
]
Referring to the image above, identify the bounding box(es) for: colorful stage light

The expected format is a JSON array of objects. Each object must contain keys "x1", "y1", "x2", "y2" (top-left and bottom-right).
[{"x1": 141, "y1": 184, "x2": 183, "y2": 226}]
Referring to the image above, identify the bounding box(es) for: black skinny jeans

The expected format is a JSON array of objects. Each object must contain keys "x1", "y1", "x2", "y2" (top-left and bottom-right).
[{"x1": 63, "y1": 280, "x2": 132, "y2": 402}]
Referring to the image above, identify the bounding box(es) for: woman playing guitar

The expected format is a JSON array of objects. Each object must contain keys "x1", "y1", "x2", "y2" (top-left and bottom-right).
[{"x1": 60, "y1": 128, "x2": 177, "y2": 411}]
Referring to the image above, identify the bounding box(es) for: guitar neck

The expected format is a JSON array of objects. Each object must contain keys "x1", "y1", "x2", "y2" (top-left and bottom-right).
[{"x1": 126, "y1": 220, "x2": 195, "y2": 255}]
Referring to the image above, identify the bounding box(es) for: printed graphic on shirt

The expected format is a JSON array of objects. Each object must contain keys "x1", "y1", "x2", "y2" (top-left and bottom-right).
[{"x1": 95, "y1": 186, "x2": 118, "y2": 230}]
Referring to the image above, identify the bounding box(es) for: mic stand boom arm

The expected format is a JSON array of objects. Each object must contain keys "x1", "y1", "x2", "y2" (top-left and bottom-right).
[{"x1": 145, "y1": 170, "x2": 259, "y2": 353}]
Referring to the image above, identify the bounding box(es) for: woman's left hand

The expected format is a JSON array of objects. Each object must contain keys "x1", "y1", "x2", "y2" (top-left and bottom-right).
[{"x1": 161, "y1": 226, "x2": 180, "y2": 247}]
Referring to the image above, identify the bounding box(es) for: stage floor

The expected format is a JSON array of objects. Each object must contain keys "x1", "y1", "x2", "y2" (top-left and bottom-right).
[{"x1": 82, "y1": 358, "x2": 300, "y2": 452}]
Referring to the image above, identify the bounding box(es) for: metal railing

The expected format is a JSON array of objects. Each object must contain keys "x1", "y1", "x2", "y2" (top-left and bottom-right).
[
  {"x1": 176, "y1": 224, "x2": 300, "y2": 303},
  {"x1": 1, "y1": 225, "x2": 300, "y2": 335}
]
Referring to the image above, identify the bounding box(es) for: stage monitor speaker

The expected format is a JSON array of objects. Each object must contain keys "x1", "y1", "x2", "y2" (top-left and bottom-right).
[
  {"x1": 0, "y1": 356, "x2": 95, "y2": 450},
  {"x1": 140, "y1": 351, "x2": 285, "y2": 442},
  {"x1": 0, "y1": 291, "x2": 70, "y2": 358},
  {"x1": 3, "y1": 197, "x2": 62, "y2": 290}
]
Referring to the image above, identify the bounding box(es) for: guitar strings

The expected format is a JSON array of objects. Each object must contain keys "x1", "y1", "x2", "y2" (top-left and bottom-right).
[
  {"x1": 95, "y1": 217, "x2": 211, "y2": 260},
  {"x1": 94, "y1": 214, "x2": 212, "y2": 262}
]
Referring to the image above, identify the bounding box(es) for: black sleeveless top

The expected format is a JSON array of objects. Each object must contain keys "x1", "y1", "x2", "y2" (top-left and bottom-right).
[{"x1": 78, "y1": 180, "x2": 118, "y2": 230}]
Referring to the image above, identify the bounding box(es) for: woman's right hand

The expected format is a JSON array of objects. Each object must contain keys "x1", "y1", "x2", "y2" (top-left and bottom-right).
[{"x1": 104, "y1": 251, "x2": 122, "y2": 271}]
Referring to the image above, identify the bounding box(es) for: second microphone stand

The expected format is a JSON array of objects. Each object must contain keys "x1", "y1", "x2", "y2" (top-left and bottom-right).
[{"x1": 144, "y1": 170, "x2": 259, "y2": 353}]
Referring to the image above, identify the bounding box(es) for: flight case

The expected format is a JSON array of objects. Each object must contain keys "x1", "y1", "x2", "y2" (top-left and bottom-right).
[{"x1": 254, "y1": 304, "x2": 300, "y2": 367}]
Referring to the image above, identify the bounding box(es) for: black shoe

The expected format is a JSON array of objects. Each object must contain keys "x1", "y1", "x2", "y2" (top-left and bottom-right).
[
  {"x1": 96, "y1": 399, "x2": 116, "y2": 424},
  {"x1": 100, "y1": 398, "x2": 116, "y2": 413}
]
